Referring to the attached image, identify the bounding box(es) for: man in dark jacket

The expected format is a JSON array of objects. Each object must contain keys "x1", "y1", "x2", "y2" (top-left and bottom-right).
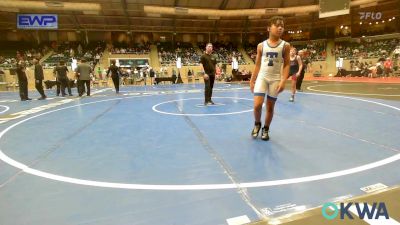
[
  {"x1": 33, "y1": 58, "x2": 46, "y2": 100},
  {"x1": 16, "y1": 60, "x2": 31, "y2": 101},
  {"x1": 53, "y1": 60, "x2": 73, "y2": 97},
  {"x1": 106, "y1": 60, "x2": 121, "y2": 94}
]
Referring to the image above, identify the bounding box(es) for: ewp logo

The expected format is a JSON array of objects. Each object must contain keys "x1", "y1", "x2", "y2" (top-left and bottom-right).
[
  {"x1": 359, "y1": 12, "x2": 382, "y2": 20},
  {"x1": 17, "y1": 14, "x2": 58, "y2": 29},
  {"x1": 322, "y1": 202, "x2": 389, "y2": 220}
]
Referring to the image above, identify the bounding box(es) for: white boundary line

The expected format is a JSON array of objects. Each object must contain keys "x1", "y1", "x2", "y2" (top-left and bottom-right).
[
  {"x1": 307, "y1": 84, "x2": 400, "y2": 97},
  {"x1": 0, "y1": 92, "x2": 399, "y2": 190},
  {"x1": 0, "y1": 105, "x2": 10, "y2": 114}
]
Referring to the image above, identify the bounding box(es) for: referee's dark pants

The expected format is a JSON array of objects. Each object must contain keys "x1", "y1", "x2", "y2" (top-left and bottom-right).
[
  {"x1": 296, "y1": 70, "x2": 305, "y2": 90},
  {"x1": 18, "y1": 79, "x2": 28, "y2": 100},
  {"x1": 78, "y1": 80, "x2": 91, "y2": 96},
  {"x1": 111, "y1": 75, "x2": 120, "y2": 93},
  {"x1": 204, "y1": 75, "x2": 215, "y2": 103},
  {"x1": 35, "y1": 79, "x2": 46, "y2": 98},
  {"x1": 57, "y1": 78, "x2": 72, "y2": 96}
]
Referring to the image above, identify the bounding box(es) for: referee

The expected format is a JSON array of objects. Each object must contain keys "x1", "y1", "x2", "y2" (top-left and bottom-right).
[{"x1": 200, "y1": 43, "x2": 217, "y2": 105}]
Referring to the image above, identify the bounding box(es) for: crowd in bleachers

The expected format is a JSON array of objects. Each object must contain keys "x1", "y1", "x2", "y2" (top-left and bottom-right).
[
  {"x1": 334, "y1": 38, "x2": 400, "y2": 60},
  {"x1": 198, "y1": 42, "x2": 247, "y2": 65},
  {"x1": 2, "y1": 37, "x2": 400, "y2": 81},
  {"x1": 0, "y1": 42, "x2": 50, "y2": 69},
  {"x1": 244, "y1": 41, "x2": 326, "y2": 63},
  {"x1": 110, "y1": 43, "x2": 150, "y2": 55},
  {"x1": 336, "y1": 56, "x2": 400, "y2": 78},
  {"x1": 158, "y1": 42, "x2": 201, "y2": 66},
  {"x1": 0, "y1": 54, "x2": 22, "y2": 70},
  {"x1": 244, "y1": 43, "x2": 257, "y2": 63},
  {"x1": 335, "y1": 39, "x2": 400, "y2": 78},
  {"x1": 293, "y1": 41, "x2": 327, "y2": 61},
  {"x1": 43, "y1": 41, "x2": 105, "y2": 69},
  {"x1": 245, "y1": 38, "x2": 399, "y2": 64}
]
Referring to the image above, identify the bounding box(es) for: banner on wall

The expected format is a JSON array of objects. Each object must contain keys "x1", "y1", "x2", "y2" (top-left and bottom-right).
[{"x1": 17, "y1": 14, "x2": 58, "y2": 30}]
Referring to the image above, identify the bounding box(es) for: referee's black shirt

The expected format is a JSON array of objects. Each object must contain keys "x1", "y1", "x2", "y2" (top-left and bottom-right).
[{"x1": 200, "y1": 53, "x2": 217, "y2": 76}]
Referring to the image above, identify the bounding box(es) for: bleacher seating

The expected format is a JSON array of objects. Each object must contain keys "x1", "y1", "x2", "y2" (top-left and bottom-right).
[
  {"x1": 244, "y1": 43, "x2": 257, "y2": 63},
  {"x1": 334, "y1": 38, "x2": 400, "y2": 60},
  {"x1": 0, "y1": 41, "x2": 50, "y2": 69},
  {"x1": 293, "y1": 41, "x2": 327, "y2": 61},
  {"x1": 157, "y1": 42, "x2": 201, "y2": 66},
  {"x1": 198, "y1": 42, "x2": 247, "y2": 65},
  {"x1": 110, "y1": 42, "x2": 150, "y2": 54},
  {"x1": 43, "y1": 41, "x2": 105, "y2": 69}
]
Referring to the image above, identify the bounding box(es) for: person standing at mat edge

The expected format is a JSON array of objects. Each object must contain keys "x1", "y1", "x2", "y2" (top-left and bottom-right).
[
  {"x1": 16, "y1": 60, "x2": 31, "y2": 101},
  {"x1": 33, "y1": 58, "x2": 46, "y2": 100},
  {"x1": 250, "y1": 16, "x2": 290, "y2": 141},
  {"x1": 200, "y1": 43, "x2": 217, "y2": 105},
  {"x1": 76, "y1": 59, "x2": 92, "y2": 97},
  {"x1": 288, "y1": 47, "x2": 303, "y2": 102},
  {"x1": 53, "y1": 60, "x2": 72, "y2": 97},
  {"x1": 296, "y1": 50, "x2": 309, "y2": 92},
  {"x1": 106, "y1": 59, "x2": 122, "y2": 94}
]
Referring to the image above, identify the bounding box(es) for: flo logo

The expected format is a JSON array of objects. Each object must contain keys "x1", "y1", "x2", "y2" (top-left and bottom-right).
[
  {"x1": 359, "y1": 12, "x2": 382, "y2": 20},
  {"x1": 322, "y1": 202, "x2": 389, "y2": 220}
]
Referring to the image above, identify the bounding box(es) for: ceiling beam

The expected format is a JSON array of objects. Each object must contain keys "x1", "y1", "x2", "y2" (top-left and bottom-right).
[
  {"x1": 72, "y1": 14, "x2": 319, "y2": 23},
  {"x1": 74, "y1": 14, "x2": 250, "y2": 22}
]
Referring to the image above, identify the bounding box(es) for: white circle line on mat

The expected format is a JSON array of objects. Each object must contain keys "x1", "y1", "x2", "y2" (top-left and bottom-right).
[
  {"x1": 152, "y1": 97, "x2": 253, "y2": 116},
  {"x1": 0, "y1": 92, "x2": 399, "y2": 190},
  {"x1": 0, "y1": 105, "x2": 10, "y2": 114}
]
